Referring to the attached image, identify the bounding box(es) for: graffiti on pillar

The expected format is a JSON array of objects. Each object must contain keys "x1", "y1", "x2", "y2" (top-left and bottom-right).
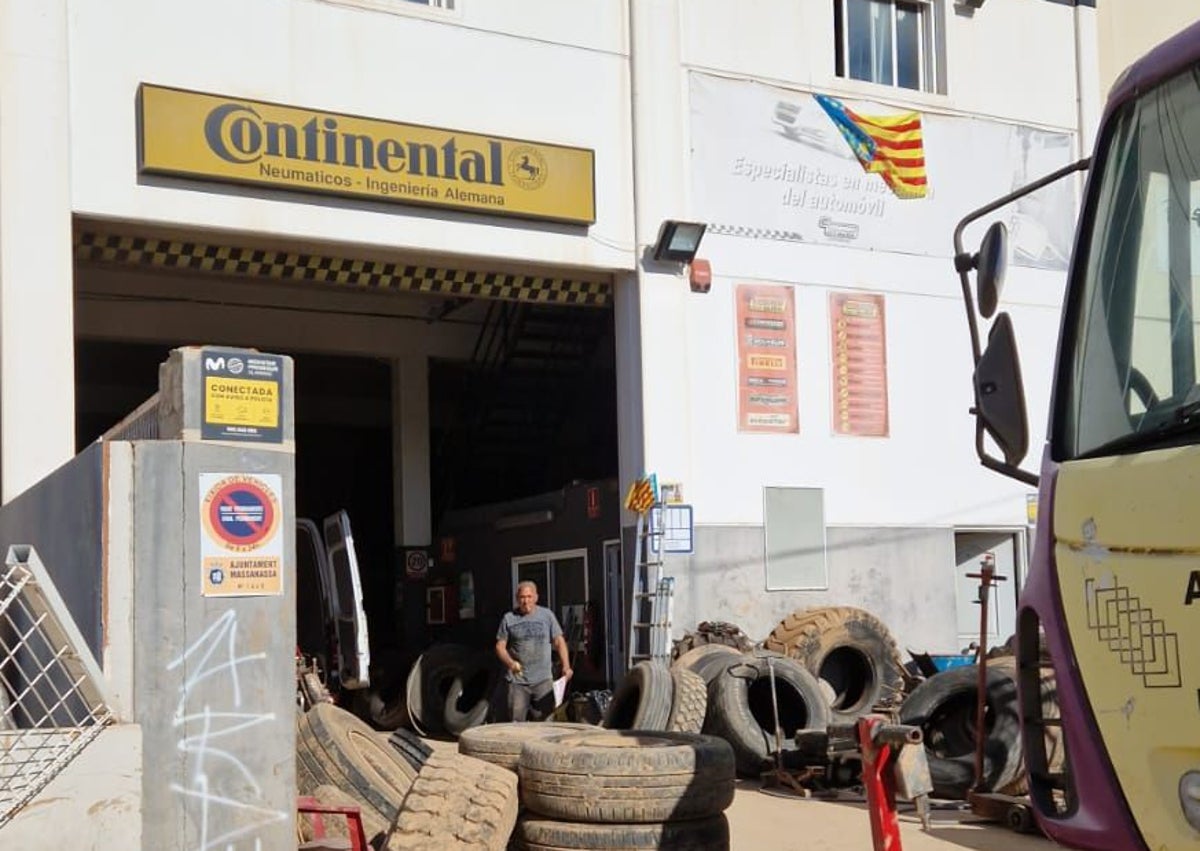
[{"x1": 166, "y1": 609, "x2": 287, "y2": 850}]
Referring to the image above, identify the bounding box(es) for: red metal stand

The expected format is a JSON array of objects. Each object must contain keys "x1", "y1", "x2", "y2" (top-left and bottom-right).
[
  {"x1": 858, "y1": 715, "x2": 905, "y2": 851},
  {"x1": 297, "y1": 795, "x2": 369, "y2": 851}
]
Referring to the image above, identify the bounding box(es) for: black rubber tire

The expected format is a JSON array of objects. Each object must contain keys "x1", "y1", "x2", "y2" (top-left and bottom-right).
[
  {"x1": 763, "y1": 606, "x2": 905, "y2": 721},
  {"x1": 898, "y1": 663, "x2": 1023, "y2": 800},
  {"x1": 386, "y1": 727, "x2": 434, "y2": 773},
  {"x1": 674, "y1": 644, "x2": 743, "y2": 685},
  {"x1": 703, "y1": 653, "x2": 831, "y2": 777},
  {"x1": 602, "y1": 660, "x2": 673, "y2": 731},
  {"x1": 457, "y1": 721, "x2": 600, "y2": 772},
  {"x1": 514, "y1": 814, "x2": 729, "y2": 850},
  {"x1": 385, "y1": 751, "x2": 519, "y2": 851},
  {"x1": 666, "y1": 668, "x2": 706, "y2": 734},
  {"x1": 297, "y1": 703, "x2": 418, "y2": 843},
  {"x1": 405, "y1": 643, "x2": 476, "y2": 736},
  {"x1": 988, "y1": 658, "x2": 1062, "y2": 797},
  {"x1": 518, "y1": 730, "x2": 735, "y2": 823},
  {"x1": 671, "y1": 622, "x2": 753, "y2": 659},
  {"x1": 443, "y1": 655, "x2": 500, "y2": 737}
]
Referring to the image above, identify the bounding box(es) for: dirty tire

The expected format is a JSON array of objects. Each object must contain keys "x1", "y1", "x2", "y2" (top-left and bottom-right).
[
  {"x1": 989, "y1": 659, "x2": 1062, "y2": 797},
  {"x1": 406, "y1": 643, "x2": 477, "y2": 736},
  {"x1": 666, "y1": 668, "x2": 707, "y2": 734},
  {"x1": 704, "y1": 653, "x2": 831, "y2": 777},
  {"x1": 457, "y1": 721, "x2": 600, "y2": 772},
  {"x1": 602, "y1": 660, "x2": 673, "y2": 731},
  {"x1": 518, "y1": 730, "x2": 735, "y2": 823},
  {"x1": 297, "y1": 703, "x2": 418, "y2": 842},
  {"x1": 386, "y1": 727, "x2": 434, "y2": 773},
  {"x1": 763, "y1": 606, "x2": 905, "y2": 721},
  {"x1": 674, "y1": 644, "x2": 743, "y2": 686},
  {"x1": 385, "y1": 751, "x2": 518, "y2": 851},
  {"x1": 671, "y1": 621, "x2": 754, "y2": 659},
  {"x1": 443, "y1": 657, "x2": 499, "y2": 737},
  {"x1": 514, "y1": 814, "x2": 729, "y2": 850},
  {"x1": 898, "y1": 663, "x2": 1023, "y2": 800}
]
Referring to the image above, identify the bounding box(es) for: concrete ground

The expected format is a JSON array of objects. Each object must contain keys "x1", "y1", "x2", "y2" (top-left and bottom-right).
[{"x1": 725, "y1": 780, "x2": 1051, "y2": 851}]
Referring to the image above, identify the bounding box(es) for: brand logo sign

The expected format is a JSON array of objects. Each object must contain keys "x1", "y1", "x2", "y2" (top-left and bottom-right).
[{"x1": 137, "y1": 84, "x2": 596, "y2": 225}]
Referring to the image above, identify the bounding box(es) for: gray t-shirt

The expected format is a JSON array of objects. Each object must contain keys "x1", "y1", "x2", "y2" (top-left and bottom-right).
[{"x1": 496, "y1": 605, "x2": 562, "y2": 685}]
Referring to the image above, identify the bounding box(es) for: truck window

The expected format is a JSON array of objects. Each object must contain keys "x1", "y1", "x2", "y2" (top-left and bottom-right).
[{"x1": 1060, "y1": 68, "x2": 1200, "y2": 459}]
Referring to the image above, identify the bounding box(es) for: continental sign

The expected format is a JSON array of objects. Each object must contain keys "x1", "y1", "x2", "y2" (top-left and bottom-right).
[{"x1": 137, "y1": 84, "x2": 596, "y2": 224}]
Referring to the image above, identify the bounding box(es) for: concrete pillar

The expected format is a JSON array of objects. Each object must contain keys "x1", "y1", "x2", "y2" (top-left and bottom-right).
[
  {"x1": 629, "y1": 0, "x2": 693, "y2": 492},
  {"x1": 0, "y1": 0, "x2": 76, "y2": 501},
  {"x1": 392, "y1": 355, "x2": 431, "y2": 546}
]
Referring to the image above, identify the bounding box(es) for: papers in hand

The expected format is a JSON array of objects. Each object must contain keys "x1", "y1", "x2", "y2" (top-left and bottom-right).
[{"x1": 552, "y1": 676, "x2": 568, "y2": 707}]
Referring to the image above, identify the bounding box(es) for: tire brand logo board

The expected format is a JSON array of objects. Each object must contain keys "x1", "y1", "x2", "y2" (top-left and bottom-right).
[
  {"x1": 201, "y1": 347, "x2": 284, "y2": 443},
  {"x1": 735, "y1": 283, "x2": 799, "y2": 433},
  {"x1": 200, "y1": 473, "x2": 284, "y2": 597}
]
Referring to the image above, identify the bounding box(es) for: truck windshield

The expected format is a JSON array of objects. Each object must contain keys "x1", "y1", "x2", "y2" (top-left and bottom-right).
[{"x1": 1060, "y1": 67, "x2": 1200, "y2": 458}]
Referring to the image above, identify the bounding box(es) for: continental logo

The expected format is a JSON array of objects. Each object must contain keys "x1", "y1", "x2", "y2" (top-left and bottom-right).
[{"x1": 138, "y1": 84, "x2": 595, "y2": 224}]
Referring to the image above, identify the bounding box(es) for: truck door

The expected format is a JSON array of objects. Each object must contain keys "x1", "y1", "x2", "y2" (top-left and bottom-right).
[{"x1": 322, "y1": 510, "x2": 371, "y2": 690}]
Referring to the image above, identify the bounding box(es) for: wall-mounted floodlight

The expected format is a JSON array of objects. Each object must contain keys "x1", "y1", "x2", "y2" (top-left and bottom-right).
[{"x1": 652, "y1": 220, "x2": 708, "y2": 264}]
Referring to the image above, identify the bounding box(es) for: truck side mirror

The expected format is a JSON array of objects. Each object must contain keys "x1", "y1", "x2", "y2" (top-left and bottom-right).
[
  {"x1": 976, "y1": 221, "x2": 1009, "y2": 319},
  {"x1": 974, "y1": 312, "x2": 1028, "y2": 466}
]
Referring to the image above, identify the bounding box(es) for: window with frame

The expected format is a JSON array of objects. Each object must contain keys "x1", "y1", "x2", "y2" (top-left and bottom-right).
[{"x1": 834, "y1": 0, "x2": 942, "y2": 93}]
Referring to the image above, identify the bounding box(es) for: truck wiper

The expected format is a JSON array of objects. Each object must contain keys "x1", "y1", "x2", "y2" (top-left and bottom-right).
[{"x1": 1085, "y1": 399, "x2": 1200, "y2": 458}]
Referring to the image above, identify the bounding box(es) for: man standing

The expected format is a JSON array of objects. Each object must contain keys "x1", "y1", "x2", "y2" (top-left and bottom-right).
[{"x1": 495, "y1": 580, "x2": 573, "y2": 722}]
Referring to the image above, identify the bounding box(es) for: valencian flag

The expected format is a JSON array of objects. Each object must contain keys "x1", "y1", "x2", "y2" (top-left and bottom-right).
[
  {"x1": 813, "y1": 94, "x2": 927, "y2": 199},
  {"x1": 623, "y1": 474, "x2": 658, "y2": 514}
]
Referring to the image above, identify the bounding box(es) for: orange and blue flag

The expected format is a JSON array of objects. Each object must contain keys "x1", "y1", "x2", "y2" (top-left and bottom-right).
[
  {"x1": 623, "y1": 474, "x2": 658, "y2": 514},
  {"x1": 813, "y1": 94, "x2": 927, "y2": 199}
]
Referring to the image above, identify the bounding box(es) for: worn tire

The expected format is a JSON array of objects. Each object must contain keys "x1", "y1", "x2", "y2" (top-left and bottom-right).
[
  {"x1": 989, "y1": 658, "x2": 1062, "y2": 797},
  {"x1": 457, "y1": 721, "x2": 600, "y2": 772},
  {"x1": 666, "y1": 668, "x2": 706, "y2": 734},
  {"x1": 763, "y1": 606, "x2": 905, "y2": 720},
  {"x1": 704, "y1": 653, "x2": 831, "y2": 777},
  {"x1": 602, "y1": 660, "x2": 673, "y2": 731},
  {"x1": 297, "y1": 703, "x2": 418, "y2": 843},
  {"x1": 674, "y1": 644, "x2": 743, "y2": 686},
  {"x1": 898, "y1": 663, "x2": 1023, "y2": 800},
  {"x1": 518, "y1": 730, "x2": 735, "y2": 823},
  {"x1": 406, "y1": 643, "x2": 476, "y2": 736},
  {"x1": 514, "y1": 814, "x2": 729, "y2": 850},
  {"x1": 443, "y1": 656, "x2": 499, "y2": 737},
  {"x1": 387, "y1": 727, "x2": 434, "y2": 773},
  {"x1": 671, "y1": 622, "x2": 754, "y2": 659},
  {"x1": 385, "y1": 751, "x2": 519, "y2": 851}
]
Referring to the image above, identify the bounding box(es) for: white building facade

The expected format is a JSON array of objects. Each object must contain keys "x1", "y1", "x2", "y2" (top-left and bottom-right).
[{"x1": 0, "y1": 0, "x2": 1104, "y2": 658}]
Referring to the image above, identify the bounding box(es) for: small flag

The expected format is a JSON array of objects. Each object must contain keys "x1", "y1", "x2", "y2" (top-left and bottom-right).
[
  {"x1": 813, "y1": 94, "x2": 927, "y2": 199},
  {"x1": 623, "y1": 474, "x2": 658, "y2": 514}
]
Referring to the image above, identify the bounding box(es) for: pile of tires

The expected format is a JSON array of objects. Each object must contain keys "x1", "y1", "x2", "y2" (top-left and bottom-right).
[
  {"x1": 512, "y1": 730, "x2": 735, "y2": 851},
  {"x1": 600, "y1": 660, "x2": 707, "y2": 735},
  {"x1": 763, "y1": 606, "x2": 906, "y2": 722},
  {"x1": 671, "y1": 645, "x2": 830, "y2": 777},
  {"x1": 385, "y1": 751, "x2": 519, "y2": 850}
]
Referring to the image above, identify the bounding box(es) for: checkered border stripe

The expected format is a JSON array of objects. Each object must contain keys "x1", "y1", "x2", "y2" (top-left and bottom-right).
[
  {"x1": 75, "y1": 232, "x2": 611, "y2": 307},
  {"x1": 707, "y1": 223, "x2": 805, "y2": 243}
]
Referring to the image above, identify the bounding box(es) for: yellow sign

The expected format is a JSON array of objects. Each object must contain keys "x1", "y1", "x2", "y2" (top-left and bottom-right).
[
  {"x1": 205, "y1": 376, "x2": 279, "y2": 429},
  {"x1": 138, "y1": 84, "x2": 596, "y2": 225}
]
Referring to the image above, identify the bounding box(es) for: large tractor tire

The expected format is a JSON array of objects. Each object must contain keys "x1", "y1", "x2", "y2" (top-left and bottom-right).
[
  {"x1": 385, "y1": 751, "x2": 519, "y2": 851},
  {"x1": 457, "y1": 721, "x2": 600, "y2": 772},
  {"x1": 670, "y1": 621, "x2": 753, "y2": 660},
  {"x1": 763, "y1": 606, "x2": 906, "y2": 722},
  {"x1": 296, "y1": 703, "x2": 418, "y2": 844},
  {"x1": 514, "y1": 814, "x2": 729, "y2": 850},
  {"x1": 602, "y1": 660, "x2": 673, "y2": 731},
  {"x1": 898, "y1": 663, "x2": 1024, "y2": 800},
  {"x1": 518, "y1": 730, "x2": 735, "y2": 823},
  {"x1": 703, "y1": 652, "x2": 830, "y2": 777}
]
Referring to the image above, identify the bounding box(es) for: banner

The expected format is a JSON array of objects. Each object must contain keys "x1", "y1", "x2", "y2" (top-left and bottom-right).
[{"x1": 691, "y1": 74, "x2": 1076, "y2": 270}]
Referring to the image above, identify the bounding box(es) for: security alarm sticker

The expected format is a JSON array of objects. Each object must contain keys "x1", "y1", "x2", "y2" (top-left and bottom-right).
[
  {"x1": 201, "y1": 348, "x2": 284, "y2": 443},
  {"x1": 199, "y1": 473, "x2": 284, "y2": 596}
]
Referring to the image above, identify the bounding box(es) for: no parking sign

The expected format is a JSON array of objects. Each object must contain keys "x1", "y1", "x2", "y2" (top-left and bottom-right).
[{"x1": 199, "y1": 473, "x2": 284, "y2": 596}]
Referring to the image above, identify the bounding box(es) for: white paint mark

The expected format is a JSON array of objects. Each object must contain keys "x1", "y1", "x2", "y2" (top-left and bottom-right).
[{"x1": 167, "y1": 609, "x2": 286, "y2": 850}]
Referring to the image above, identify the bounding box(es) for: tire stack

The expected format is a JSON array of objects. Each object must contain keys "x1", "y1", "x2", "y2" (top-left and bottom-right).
[{"x1": 512, "y1": 730, "x2": 736, "y2": 851}]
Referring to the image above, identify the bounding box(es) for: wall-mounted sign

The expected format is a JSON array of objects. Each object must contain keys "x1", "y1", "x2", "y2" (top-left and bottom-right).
[
  {"x1": 199, "y1": 473, "x2": 284, "y2": 597},
  {"x1": 404, "y1": 549, "x2": 429, "y2": 580},
  {"x1": 735, "y1": 283, "x2": 799, "y2": 433},
  {"x1": 586, "y1": 486, "x2": 601, "y2": 520},
  {"x1": 829, "y1": 292, "x2": 889, "y2": 437},
  {"x1": 138, "y1": 84, "x2": 596, "y2": 225},
  {"x1": 201, "y1": 348, "x2": 284, "y2": 443},
  {"x1": 649, "y1": 504, "x2": 695, "y2": 555}
]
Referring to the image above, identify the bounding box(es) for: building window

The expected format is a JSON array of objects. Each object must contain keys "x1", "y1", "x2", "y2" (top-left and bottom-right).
[{"x1": 835, "y1": 0, "x2": 941, "y2": 93}]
